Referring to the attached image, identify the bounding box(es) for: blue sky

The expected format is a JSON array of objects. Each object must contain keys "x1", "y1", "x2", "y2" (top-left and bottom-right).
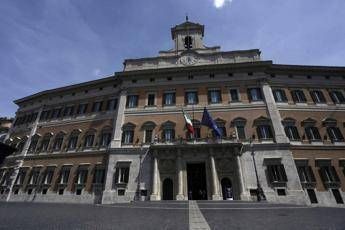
[{"x1": 1, "y1": 0, "x2": 345, "y2": 117}]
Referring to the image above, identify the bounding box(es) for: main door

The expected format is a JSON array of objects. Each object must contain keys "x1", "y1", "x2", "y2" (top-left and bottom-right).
[
  {"x1": 187, "y1": 163, "x2": 207, "y2": 200},
  {"x1": 162, "y1": 178, "x2": 174, "y2": 200}
]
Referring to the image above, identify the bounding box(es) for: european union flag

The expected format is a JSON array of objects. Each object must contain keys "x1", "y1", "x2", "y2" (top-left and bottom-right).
[{"x1": 201, "y1": 107, "x2": 222, "y2": 137}]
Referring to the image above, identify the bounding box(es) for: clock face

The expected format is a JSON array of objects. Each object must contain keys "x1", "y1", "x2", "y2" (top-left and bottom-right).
[{"x1": 179, "y1": 54, "x2": 198, "y2": 66}]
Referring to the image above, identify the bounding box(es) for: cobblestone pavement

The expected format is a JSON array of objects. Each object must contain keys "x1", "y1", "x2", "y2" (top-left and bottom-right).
[{"x1": 0, "y1": 201, "x2": 345, "y2": 230}]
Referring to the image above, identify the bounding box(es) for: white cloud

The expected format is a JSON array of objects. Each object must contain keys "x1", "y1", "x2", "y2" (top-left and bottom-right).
[
  {"x1": 93, "y1": 68, "x2": 101, "y2": 76},
  {"x1": 213, "y1": 0, "x2": 233, "y2": 8}
]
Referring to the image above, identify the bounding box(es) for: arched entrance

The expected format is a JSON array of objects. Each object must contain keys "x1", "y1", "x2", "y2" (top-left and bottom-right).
[
  {"x1": 162, "y1": 178, "x2": 174, "y2": 200},
  {"x1": 221, "y1": 178, "x2": 233, "y2": 200}
]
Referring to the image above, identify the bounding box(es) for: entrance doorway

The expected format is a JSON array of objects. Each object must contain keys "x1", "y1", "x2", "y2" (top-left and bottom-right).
[
  {"x1": 187, "y1": 163, "x2": 207, "y2": 200},
  {"x1": 162, "y1": 178, "x2": 174, "y2": 200},
  {"x1": 221, "y1": 178, "x2": 233, "y2": 200}
]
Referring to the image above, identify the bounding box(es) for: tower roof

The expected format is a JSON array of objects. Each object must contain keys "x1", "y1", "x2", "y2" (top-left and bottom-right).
[{"x1": 171, "y1": 20, "x2": 204, "y2": 39}]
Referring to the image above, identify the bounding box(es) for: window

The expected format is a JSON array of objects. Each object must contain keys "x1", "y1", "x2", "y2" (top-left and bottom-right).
[
  {"x1": 327, "y1": 127, "x2": 344, "y2": 142},
  {"x1": 229, "y1": 89, "x2": 239, "y2": 102},
  {"x1": 329, "y1": 90, "x2": 345, "y2": 104},
  {"x1": 53, "y1": 134, "x2": 64, "y2": 151},
  {"x1": 319, "y1": 166, "x2": 340, "y2": 188},
  {"x1": 114, "y1": 166, "x2": 130, "y2": 184},
  {"x1": 84, "y1": 134, "x2": 94, "y2": 148},
  {"x1": 184, "y1": 36, "x2": 192, "y2": 49},
  {"x1": 163, "y1": 92, "x2": 176, "y2": 106},
  {"x1": 126, "y1": 95, "x2": 139, "y2": 108},
  {"x1": 144, "y1": 130, "x2": 153, "y2": 143},
  {"x1": 67, "y1": 131, "x2": 80, "y2": 150},
  {"x1": 267, "y1": 164, "x2": 288, "y2": 184},
  {"x1": 192, "y1": 120, "x2": 201, "y2": 139},
  {"x1": 63, "y1": 106, "x2": 75, "y2": 117},
  {"x1": 51, "y1": 108, "x2": 62, "y2": 119},
  {"x1": 93, "y1": 168, "x2": 105, "y2": 185},
  {"x1": 106, "y1": 99, "x2": 118, "y2": 111},
  {"x1": 296, "y1": 165, "x2": 316, "y2": 184},
  {"x1": 77, "y1": 104, "x2": 88, "y2": 115},
  {"x1": 75, "y1": 168, "x2": 88, "y2": 185},
  {"x1": 208, "y1": 89, "x2": 222, "y2": 104},
  {"x1": 284, "y1": 126, "x2": 300, "y2": 141},
  {"x1": 100, "y1": 132, "x2": 112, "y2": 147},
  {"x1": 42, "y1": 168, "x2": 55, "y2": 185},
  {"x1": 147, "y1": 94, "x2": 155, "y2": 106},
  {"x1": 40, "y1": 136, "x2": 51, "y2": 152},
  {"x1": 163, "y1": 129, "x2": 175, "y2": 142},
  {"x1": 28, "y1": 136, "x2": 39, "y2": 153},
  {"x1": 59, "y1": 166, "x2": 71, "y2": 184},
  {"x1": 310, "y1": 90, "x2": 326, "y2": 103},
  {"x1": 40, "y1": 110, "x2": 51, "y2": 121},
  {"x1": 273, "y1": 89, "x2": 288, "y2": 102},
  {"x1": 247, "y1": 88, "x2": 263, "y2": 101},
  {"x1": 92, "y1": 101, "x2": 103, "y2": 112},
  {"x1": 14, "y1": 168, "x2": 27, "y2": 185},
  {"x1": 213, "y1": 119, "x2": 226, "y2": 137},
  {"x1": 185, "y1": 91, "x2": 198, "y2": 105},
  {"x1": 122, "y1": 130, "x2": 134, "y2": 144},
  {"x1": 305, "y1": 127, "x2": 321, "y2": 141},
  {"x1": 236, "y1": 126, "x2": 246, "y2": 140},
  {"x1": 28, "y1": 168, "x2": 41, "y2": 185},
  {"x1": 291, "y1": 90, "x2": 307, "y2": 103},
  {"x1": 257, "y1": 125, "x2": 273, "y2": 140}
]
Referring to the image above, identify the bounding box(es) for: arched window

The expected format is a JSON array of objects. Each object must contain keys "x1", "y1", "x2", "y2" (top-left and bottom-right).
[
  {"x1": 322, "y1": 118, "x2": 344, "y2": 142},
  {"x1": 141, "y1": 121, "x2": 156, "y2": 144},
  {"x1": 28, "y1": 134, "x2": 41, "y2": 154},
  {"x1": 282, "y1": 118, "x2": 300, "y2": 141},
  {"x1": 53, "y1": 131, "x2": 66, "y2": 152},
  {"x1": 122, "y1": 123, "x2": 136, "y2": 144},
  {"x1": 214, "y1": 118, "x2": 227, "y2": 137},
  {"x1": 67, "y1": 129, "x2": 81, "y2": 150},
  {"x1": 301, "y1": 118, "x2": 321, "y2": 142},
  {"x1": 161, "y1": 121, "x2": 176, "y2": 142},
  {"x1": 254, "y1": 116, "x2": 273, "y2": 140},
  {"x1": 83, "y1": 129, "x2": 96, "y2": 149},
  {"x1": 100, "y1": 126, "x2": 113, "y2": 147},
  {"x1": 184, "y1": 36, "x2": 192, "y2": 49},
  {"x1": 231, "y1": 117, "x2": 247, "y2": 140},
  {"x1": 39, "y1": 133, "x2": 53, "y2": 152}
]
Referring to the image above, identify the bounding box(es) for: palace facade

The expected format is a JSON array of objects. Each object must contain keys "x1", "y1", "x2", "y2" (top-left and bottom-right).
[{"x1": 1, "y1": 20, "x2": 345, "y2": 206}]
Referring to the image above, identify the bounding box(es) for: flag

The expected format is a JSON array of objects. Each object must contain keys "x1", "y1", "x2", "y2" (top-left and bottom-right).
[
  {"x1": 201, "y1": 107, "x2": 222, "y2": 137},
  {"x1": 182, "y1": 109, "x2": 194, "y2": 134}
]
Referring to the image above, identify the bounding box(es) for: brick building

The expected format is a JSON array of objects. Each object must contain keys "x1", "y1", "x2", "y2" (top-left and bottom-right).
[{"x1": 1, "y1": 19, "x2": 345, "y2": 206}]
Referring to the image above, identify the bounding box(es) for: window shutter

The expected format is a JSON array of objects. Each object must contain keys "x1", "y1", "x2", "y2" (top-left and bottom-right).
[
  {"x1": 124, "y1": 168, "x2": 129, "y2": 183},
  {"x1": 272, "y1": 90, "x2": 278, "y2": 101},
  {"x1": 114, "y1": 169, "x2": 119, "y2": 185},
  {"x1": 267, "y1": 165, "x2": 274, "y2": 183},
  {"x1": 99, "y1": 101, "x2": 104, "y2": 111},
  {"x1": 267, "y1": 126, "x2": 273, "y2": 139},
  {"x1": 330, "y1": 167, "x2": 340, "y2": 182},
  {"x1": 328, "y1": 91, "x2": 337, "y2": 104},
  {"x1": 184, "y1": 92, "x2": 188, "y2": 104},
  {"x1": 319, "y1": 168, "x2": 328, "y2": 183},
  {"x1": 247, "y1": 89, "x2": 252, "y2": 101},
  {"x1": 172, "y1": 93, "x2": 176, "y2": 104},
  {"x1": 310, "y1": 91, "x2": 317, "y2": 103},
  {"x1": 172, "y1": 129, "x2": 176, "y2": 140},
  {"x1": 256, "y1": 127, "x2": 263, "y2": 139},
  {"x1": 313, "y1": 127, "x2": 321, "y2": 140},
  {"x1": 163, "y1": 94, "x2": 166, "y2": 105},
  {"x1": 335, "y1": 127, "x2": 344, "y2": 140},
  {"x1": 208, "y1": 91, "x2": 212, "y2": 103},
  {"x1": 305, "y1": 127, "x2": 312, "y2": 140},
  {"x1": 319, "y1": 91, "x2": 326, "y2": 103},
  {"x1": 281, "y1": 90, "x2": 287, "y2": 101},
  {"x1": 121, "y1": 132, "x2": 125, "y2": 143},
  {"x1": 279, "y1": 165, "x2": 288, "y2": 182},
  {"x1": 307, "y1": 166, "x2": 316, "y2": 182}
]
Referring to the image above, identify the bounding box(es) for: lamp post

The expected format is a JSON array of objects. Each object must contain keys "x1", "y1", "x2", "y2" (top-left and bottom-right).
[
  {"x1": 135, "y1": 144, "x2": 143, "y2": 201},
  {"x1": 250, "y1": 139, "x2": 266, "y2": 201}
]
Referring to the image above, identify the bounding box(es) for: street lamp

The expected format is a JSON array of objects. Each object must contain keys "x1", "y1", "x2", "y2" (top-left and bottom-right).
[{"x1": 250, "y1": 139, "x2": 266, "y2": 201}]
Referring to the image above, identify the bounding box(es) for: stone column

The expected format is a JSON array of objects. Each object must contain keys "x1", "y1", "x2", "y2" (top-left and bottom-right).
[
  {"x1": 176, "y1": 150, "x2": 184, "y2": 200},
  {"x1": 261, "y1": 82, "x2": 289, "y2": 144},
  {"x1": 150, "y1": 152, "x2": 160, "y2": 200},
  {"x1": 111, "y1": 89, "x2": 127, "y2": 148},
  {"x1": 209, "y1": 149, "x2": 221, "y2": 200}
]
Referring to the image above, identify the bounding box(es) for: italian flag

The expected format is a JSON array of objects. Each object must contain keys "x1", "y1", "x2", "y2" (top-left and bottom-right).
[{"x1": 182, "y1": 109, "x2": 194, "y2": 134}]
